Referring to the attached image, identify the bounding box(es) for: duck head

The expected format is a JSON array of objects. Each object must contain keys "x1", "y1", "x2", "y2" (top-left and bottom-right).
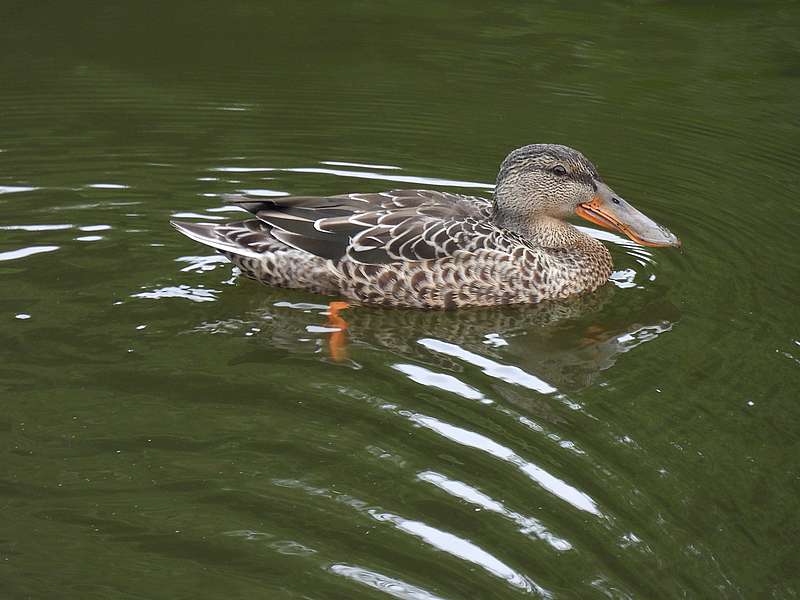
[{"x1": 492, "y1": 144, "x2": 680, "y2": 248}]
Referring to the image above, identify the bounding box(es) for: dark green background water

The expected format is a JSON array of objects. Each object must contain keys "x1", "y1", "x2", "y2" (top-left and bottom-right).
[{"x1": 2, "y1": 1, "x2": 799, "y2": 598}]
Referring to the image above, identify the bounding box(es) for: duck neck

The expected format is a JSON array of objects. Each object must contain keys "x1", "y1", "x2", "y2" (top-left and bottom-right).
[
  {"x1": 529, "y1": 217, "x2": 588, "y2": 249},
  {"x1": 492, "y1": 208, "x2": 589, "y2": 251}
]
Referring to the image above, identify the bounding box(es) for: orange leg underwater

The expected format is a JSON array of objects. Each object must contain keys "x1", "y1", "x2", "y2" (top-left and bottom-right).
[{"x1": 325, "y1": 301, "x2": 351, "y2": 362}]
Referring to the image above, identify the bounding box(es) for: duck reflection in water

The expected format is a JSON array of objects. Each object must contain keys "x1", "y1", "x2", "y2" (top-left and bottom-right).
[{"x1": 191, "y1": 282, "x2": 679, "y2": 393}]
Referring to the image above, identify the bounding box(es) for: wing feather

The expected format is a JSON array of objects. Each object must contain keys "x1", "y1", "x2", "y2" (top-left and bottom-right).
[{"x1": 222, "y1": 189, "x2": 500, "y2": 264}]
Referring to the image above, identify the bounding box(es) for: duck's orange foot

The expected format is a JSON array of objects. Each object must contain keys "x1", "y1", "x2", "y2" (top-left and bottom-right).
[{"x1": 325, "y1": 301, "x2": 351, "y2": 362}]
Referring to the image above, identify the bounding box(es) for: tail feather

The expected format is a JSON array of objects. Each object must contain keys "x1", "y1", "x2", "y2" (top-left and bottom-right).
[{"x1": 170, "y1": 220, "x2": 279, "y2": 259}]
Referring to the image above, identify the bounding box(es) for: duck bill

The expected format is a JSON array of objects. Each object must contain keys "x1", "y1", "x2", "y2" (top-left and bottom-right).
[{"x1": 576, "y1": 182, "x2": 680, "y2": 248}]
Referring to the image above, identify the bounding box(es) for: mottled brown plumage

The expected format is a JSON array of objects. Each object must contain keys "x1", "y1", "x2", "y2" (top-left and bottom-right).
[{"x1": 172, "y1": 144, "x2": 679, "y2": 308}]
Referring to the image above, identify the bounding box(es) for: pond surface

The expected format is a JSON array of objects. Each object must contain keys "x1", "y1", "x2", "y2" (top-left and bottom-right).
[{"x1": 2, "y1": 2, "x2": 799, "y2": 598}]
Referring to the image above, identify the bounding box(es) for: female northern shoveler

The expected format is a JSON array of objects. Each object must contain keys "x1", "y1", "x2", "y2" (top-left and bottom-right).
[{"x1": 172, "y1": 144, "x2": 679, "y2": 309}]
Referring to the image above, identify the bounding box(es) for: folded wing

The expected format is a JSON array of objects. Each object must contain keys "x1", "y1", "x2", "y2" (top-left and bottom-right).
[{"x1": 224, "y1": 189, "x2": 515, "y2": 265}]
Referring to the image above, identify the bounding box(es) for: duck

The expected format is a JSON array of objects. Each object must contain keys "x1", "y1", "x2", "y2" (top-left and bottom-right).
[{"x1": 171, "y1": 144, "x2": 680, "y2": 309}]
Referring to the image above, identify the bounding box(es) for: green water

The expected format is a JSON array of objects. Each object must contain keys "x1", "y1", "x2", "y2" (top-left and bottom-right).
[{"x1": 2, "y1": 2, "x2": 799, "y2": 598}]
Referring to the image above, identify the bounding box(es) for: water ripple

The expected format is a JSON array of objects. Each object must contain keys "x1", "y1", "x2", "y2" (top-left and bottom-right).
[
  {"x1": 417, "y1": 471, "x2": 573, "y2": 552},
  {"x1": 275, "y1": 478, "x2": 548, "y2": 595},
  {"x1": 329, "y1": 564, "x2": 447, "y2": 600},
  {"x1": 366, "y1": 509, "x2": 547, "y2": 596},
  {"x1": 321, "y1": 161, "x2": 402, "y2": 170},
  {"x1": 0, "y1": 224, "x2": 73, "y2": 231},
  {"x1": 0, "y1": 245, "x2": 59, "y2": 261},
  {"x1": 418, "y1": 338, "x2": 557, "y2": 394},
  {"x1": 212, "y1": 164, "x2": 492, "y2": 189},
  {"x1": 131, "y1": 285, "x2": 219, "y2": 303},
  {"x1": 175, "y1": 254, "x2": 230, "y2": 273},
  {"x1": 405, "y1": 412, "x2": 601, "y2": 516},
  {"x1": 0, "y1": 185, "x2": 37, "y2": 194},
  {"x1": 392, "y1": 363, "x2": 490, "y2": 403}
]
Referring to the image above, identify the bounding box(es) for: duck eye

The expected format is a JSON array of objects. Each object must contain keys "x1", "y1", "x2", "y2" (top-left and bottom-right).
[{"x1": 552, "y1": 165, "x2": 567, "y2": 176}]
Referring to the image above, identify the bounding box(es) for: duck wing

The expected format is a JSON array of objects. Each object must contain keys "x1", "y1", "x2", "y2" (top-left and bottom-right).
[{"x1": 224, "y1": 189, "x2": 510, "y2": 265}]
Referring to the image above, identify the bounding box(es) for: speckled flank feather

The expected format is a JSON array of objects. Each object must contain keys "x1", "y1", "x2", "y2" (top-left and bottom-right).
[
  {"x1": 336, "y1": 240, "x2": 611, "y2": 308},
  {"x1": 170, "y1": 219, "x2": 338, "y2": 295},
  {"x1": 171, "y1": 145, "x2": 622, "y2": 309}
]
